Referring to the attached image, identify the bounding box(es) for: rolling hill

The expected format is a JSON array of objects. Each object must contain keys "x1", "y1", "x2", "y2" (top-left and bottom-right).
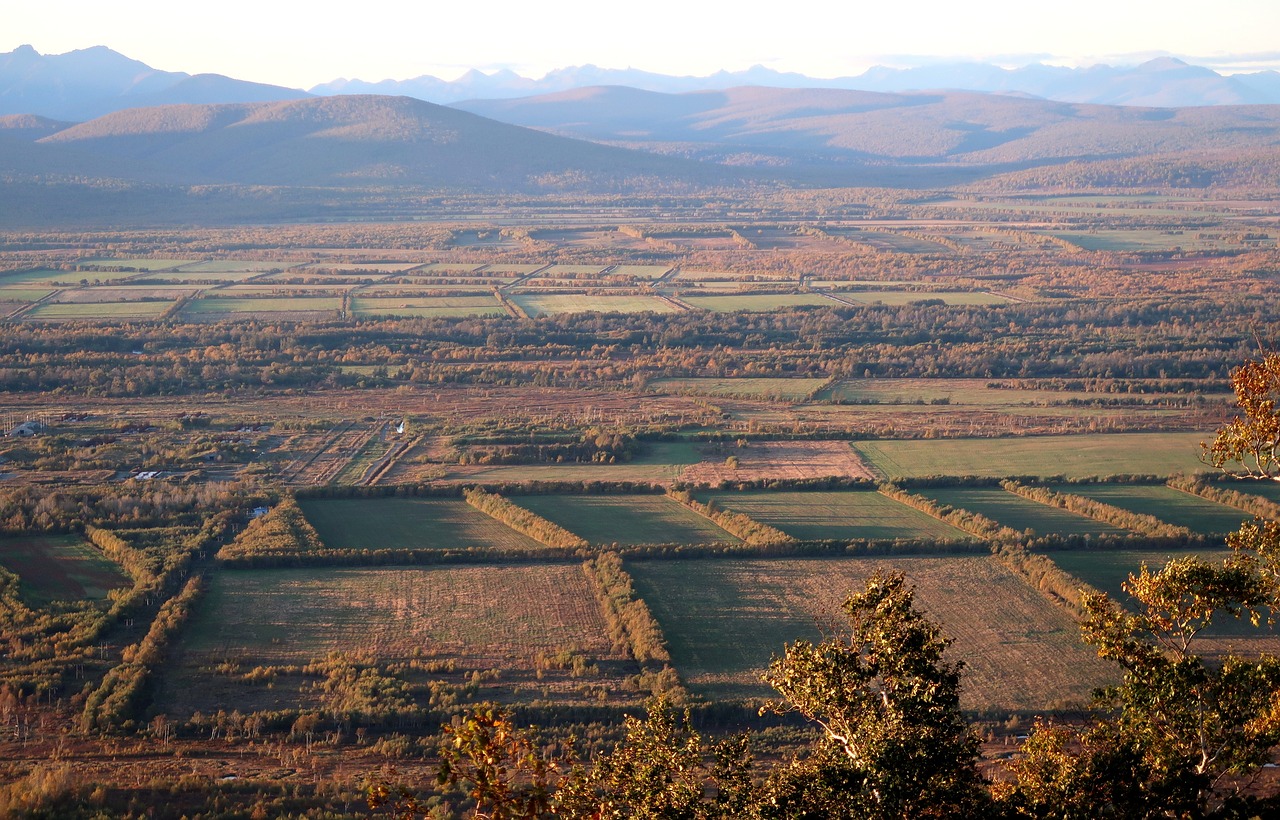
[
  {"x1": 24, "y1": 94, "x2": 735, "y2": 189},
  {"x1": 454, "y1": 86, "x2": 1280, "y2": 172}
]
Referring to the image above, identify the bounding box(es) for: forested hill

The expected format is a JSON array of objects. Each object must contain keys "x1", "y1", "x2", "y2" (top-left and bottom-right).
[
  {"x1": 454, "y1": 86, "x2": 1280, "y2": 172},
  {"x1": 17, "y1": 95, "x2": 734, "y2": 189}
]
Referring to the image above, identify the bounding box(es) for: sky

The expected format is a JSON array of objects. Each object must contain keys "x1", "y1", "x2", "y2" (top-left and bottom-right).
[{"x1": 5, "y1": 0, "x2": 1280, "y2": 89}]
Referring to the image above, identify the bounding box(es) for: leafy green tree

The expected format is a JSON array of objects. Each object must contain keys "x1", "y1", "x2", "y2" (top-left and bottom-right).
[
  {"x1": 759, "y1": 571, "x2": 989, "y2": 818},
  {"x1": 555, "y1": 699, "x2": 754, "y2": 819}
]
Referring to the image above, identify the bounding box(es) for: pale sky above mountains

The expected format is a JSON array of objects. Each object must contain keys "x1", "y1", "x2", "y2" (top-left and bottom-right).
[{"x1": 6, "y1": 0, "x2": 1280, "y2": 89}]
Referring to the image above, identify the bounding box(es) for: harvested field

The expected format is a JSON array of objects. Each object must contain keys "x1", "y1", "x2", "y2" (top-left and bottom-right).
[
  {"x1": 700, "y1": 490, "x2": 970, "y2": 542},
  {"x1": 648, "y1": 377, "x2": 827, "y2": 402},
  {"x1": 628, "y1": 556, "x2": 1115, "y2": 708},
  {"x1": 511, "y1": 495, "x2": 740, "y2": 546},
  {"x1": 174, "y1": 260, "x2": 291, "y2": 273},
  {"x1": 509, "y1": 293, "x2": 679, "y2": 316},
  {"x1": 918, "y1": 488, "x2": 1130, "y2": 536},
  {"x1": 77, "y1": 258, "x2": 197, "y2": 271},
  {"x1": 299, "y1": 497, "x2": 545, "y2": 551},
  {"x1": 0, "y1": 534, "x2": 130, "y2": 607},
  {"x1": 853, "y1": 433, "x2": 1211, "y2": 480},
  {"x1": 53, "y1": 286, "x2": 201, "y2": 302},
  {"x1": 184, "y1": 296, "x2": 342, "y2": 315},
  {"x1": 164, "y1": 564, "x2": 631, "y2": 714},
  {"x1": 1055, "y1": 484, "x2": 1251, "y2": 535},
  {"x1": 24, "y1": 300, "x2": 174, "y2": 321},
  {"x1": 681, "y1": 293, "x2": 835, "y2": 312},
  {"x1": 350, "y1": 295, "x2": 505, "y2": 318},
  {"x1": 677, "y1": 440, "x2": 876, "y2": 485}
]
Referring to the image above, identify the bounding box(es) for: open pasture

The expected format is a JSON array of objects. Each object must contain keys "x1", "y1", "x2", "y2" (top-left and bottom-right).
[
  {"x1": 146, "y1": 269, "x2": 266, "y2": 282},
  {"x1": 77, "y1": 258, "x2": 197, "y2": 271},
  {"x1": 182, "y1": 296, "x2": 341, "y2": 316},
  {"x1": 52, "y1": 286, "x2": 201, "y2": 302},
  {"x1": 819, "y1": 378, "x2": 1108, "y2": 406},
  {"x1": 918, "y1": 487, "x2": 1129, "y2": 536},
  {"x1": 828, "y1": 229, "x2": 953, "y2": 254},
  {"x1": 853, "y1": 432, "x2": 1211, "y2": 480},
  {"x1": 302, "y1": 261, "x2": 423, "y2": 273},
  {"x1": 350, "y1": 295, "x2": 506, "y2": 318},
  {"x1": 699, "y1": 490, "x2": 970, "y2": 542},
  {"x1": 510, "y1": 494, "x2": 740, "y2": 546},
  {"x1": 441, "y1": 440, "x2": 705, "y2": 485},
  {"x1": 509, "y1": 293, "x2": 679, "y2": 316},
  {"x1": 1055, "y1": 484, "x2": 1251, "y2": 535},
  {"x1": 1, "y1": 268, "x2": 141, "y2": 286},
  {"x1": 299, "y1": 497, "x2": 545, "y2": 552},
  {"x1": 420, "y1": 263, "x2": 484, "y2": 273},
  {"x1": 680, "y1": 293, "x2": 835, "y2": 312},
  {"x1": 647, "y1": 377, "x2": 827, "y2": 402},
  {"x1": 608, "y1": 265, "x2": 672, "y2": 279},
  {"x1": 0, "y1": 534, "x2": 130, "y2": 607},
  {"x1": 24, "y1": 300, "x2": 175, "y2": 321},
  {"x1": 1052, "y1": 230, "x2": 1243, "y2": 252},
  {"x1": 0, "y1": 287, "x2": 55, "y2": 302},
  {"x1": 628, "y1": 555, "x2": 1115, "y2": 707},
  {"x1": 543, "y1": 264, "x2": 608, "y2": 276},
  {"x1": 175, "y1": 260, "x2": 291, "y2": 273},
  {"x1": 1048, "y1": 548, "x2": 1279, "y2": 656}
]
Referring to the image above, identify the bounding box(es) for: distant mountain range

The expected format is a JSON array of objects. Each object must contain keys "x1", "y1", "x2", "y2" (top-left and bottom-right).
[
  {"x1": 5, "y1": 45, "x2": 1280, "y2": 124},
  {"x1": 321, "y1": 57, "x2": 1280, "y2": 108},
  {"x1": 0, "y1": 44, "x2": 311, "y2": 121}
]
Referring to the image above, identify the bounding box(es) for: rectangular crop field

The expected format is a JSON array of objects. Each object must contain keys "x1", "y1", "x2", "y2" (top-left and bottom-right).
[
  {"x1": 175, "y1": 260, "x2": 292, "y2": 273},
  {"x1": 350, "y1": 295, "x2": 506, "y2": 318},
  {"x1": 24, "y1": 300, "x2": 174, "y2": 321},
  {"x1": 853, "y1": 433, "x2": 1211, "y2": 480},
  {"x1": 681, "y1": 293, "x2": 835, "y2": 312},
  {"x1": 0, "y1": 287, "x2": 55, "y2": 302},
  {"x1": 1, "y1": 268, "x2": 142, "y2": 285},
  {"x1": 1047, "y1": 548, "x2": 1279, "y2": 656},
  {"x1": 1232, "y1": 482, "x2": 1280, "y2": 505},
  {"x1": 608, "y1": 265, "x2": 672, "y2": 279},
  {"x1": 648, "y1": 377, "x2": 827, "y2": 401},
  {"x1": 421, "y1": 263, "x2": 484, "y2": 273},
  {"x1": 303, "y1": 262, "x2": 423, "y2": 273},
  {"x1": 628, "y1": 556, "x2": 1115, "y2": 707},
  {"x1": 821, "y1": 378, "x2": 1100, "y2": 406},
  {"x1": 543, "y1": 264, "x2": 608, "y2": 276},
  {"x1": 164, "y1": 565, "x2": 632, "y2": 715},
  {"x1": 299, "y1": 497, "x2": 545, "y2": 551},
  {"x1": 918, "y1": 488, "x2": 1129, "y2": 536},
  {"x1": 510, "y1": 293, "x2": 680, "y2": 316},
  {"x1": 510, "y1": 495, "x2": 740, "y2": 546},
  {"x1": 77, "y1": 258, "x2": 197, "y2": 271},
  {"x1": 700, "y1": 490, "x2": 971, "y2": 542},
  {"x1": 1054, "y1": 484, "x2": 1251, "y2": 535},
  {"x1": 0, "y1": 534, "x2": 130, "y2": 607},
  {"x1": 183, "y1": 296, "x2": 341, "y2": 315}
]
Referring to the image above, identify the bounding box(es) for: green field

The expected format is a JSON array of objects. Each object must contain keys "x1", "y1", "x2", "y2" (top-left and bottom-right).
[
  {"x1": 511, "y1": 495, "x2": 740, "y2": 546},
  {"x1": 1052, "y1": 230, "x2": 1240, "y2": 252},
  {"x1": 1055, "y1": 484, "x2": 1251, "y2": 535},
  {"x1": 1232, "y1": 482, "x2": 1280, "y2": 505},
  {"x1": 0, "y1": 534, "x2": 130, "y2": 607},
  {"x1": 853, "y1": 433, "x2": 1211, "y2": 480},
  {"x1": 821, "y1": 378, "x2": 1110, "y2": 406},
  {"x1": 648, "y1": 377, "x2": 827, "y2": 401},
  {"x1": 608, "y1": 265, "x2": 672, "y2": 279},
  {"x1": 77, "y1": 258, "x2": 197, "y2": 271},
  {"x1": 681, "y1": 293, "x2": 835, "y2": 312},
  {"x1": 0, "y1": 287, "x2": 55, "y2": 302},
  {"x1": 299, "y1": 497, "x2": 545, "y2": 551},
  {"x1": 700, "y1": 490, "x2": 970, "y2": 542},
  {"x1": 175, "y1": 260, "x2": 291, "y2": 273},
  {"x1": 0, "y1": 268, "x2": 142, "y2": 285},
  {"x1": 510, "y1": 293, "x2": 679, "y2": 316},
  {"x1": 918, "y1": 488, "x2": 1129, "y2": 536},
  {"x1": 184, "y1": 296, "x2": 341, "y2": 315},
  {"x1": 350, "y1": 295, "x2": 506, "y2": 318},
  {"x1": 25, "y1": 300, "x2": 175, "y2": 320},
  {"x1": 1048, "y1": 548, "x2": 1234, "y2": 600},
  {"x1": 628, "y1": 556, "x2": 1114, "y2": 707},
  {"x1": 543, "y1": 265, "x2": 607, "y2": 276}
]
